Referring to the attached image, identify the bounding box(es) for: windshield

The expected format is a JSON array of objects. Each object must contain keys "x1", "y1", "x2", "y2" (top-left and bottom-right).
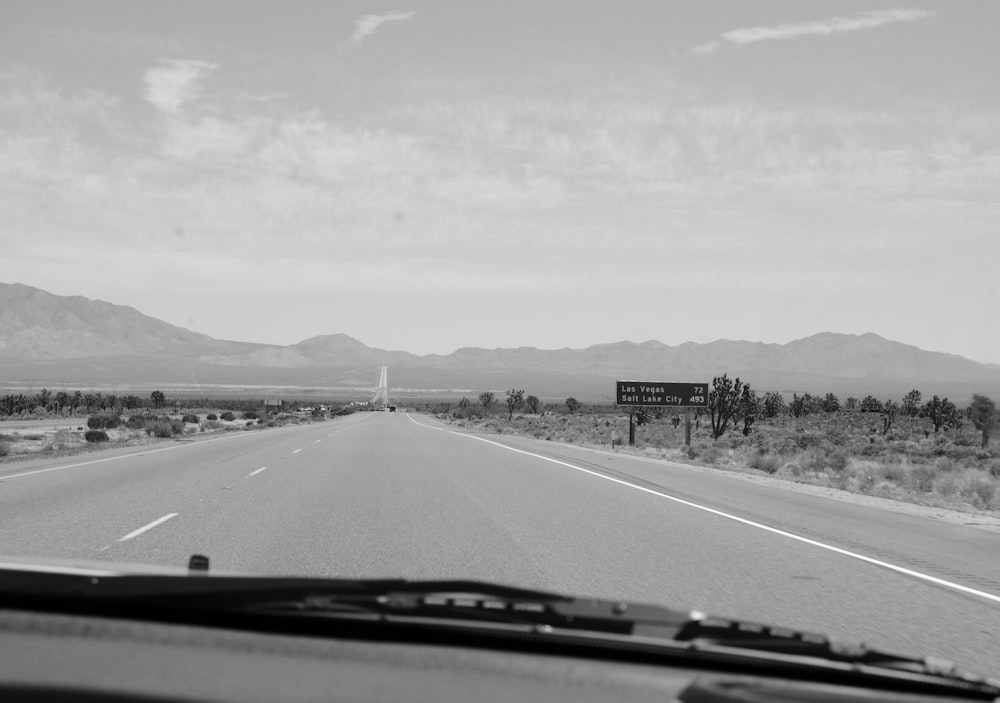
[{"x1": 1, "y1": 0, "x2": 998, "y2": 682}]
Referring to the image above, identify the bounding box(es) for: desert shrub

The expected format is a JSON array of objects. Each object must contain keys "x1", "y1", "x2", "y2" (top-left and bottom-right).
[
  {"x1": 170, "y1": 420, "x2": 185, "y2": 434},
  {"x1": 798, "y1": 449, "x2": 826, "y2": 474},
  {"x1": 698, "y1": 444, "x2": 724, "y2": 465},
  {"x1": 908, "y1": 463, "x2": 937, "y2": 493},
  {"x1": 201, "y1": 420, "x2": 222, "y2": 430},
  {"x1": 879, "y1": 461, "x2": 906, "y2": 484},
  {"x1": 826, "y1": 471, "x2": 850, "y2": 491},
  {"x1": 0, "y1": 442, "x2": 9, "y2": 457},
  {"x1": 243, "y1": 411, "x2": 258, "y2": 420},
  {"x1": 933, "y1": 457, "x2": 955, "y2": 473},
  {"x1": 827, "y1": 450, "x2": 849, "y2": 474},
  {"x1": 961, "y1": 475, "x2": 996, "y2": 509},
  {"x1": 220, "y1": 411, "x2": 235, "y2": 421},
  {"x1": 748, "y1": 450, "x2": 781, "y2": 474},
  {"x1": 182, "y1": 414, "x2": 199, "y2": 424},
  {"x1": 49, "y1": 429, "x2": 75, "y2": 450},
  {"x1": 885, "y1": 440, "x2": 921, "y2": 456},
  {"x1": 145, "y1": 420, "x2": 174, "y2": 438},
  {"x1": 84, "y1": 430, "x2": 109, "y2": 443},
  {"x1": 206, "y1": 413, "x2": 218, "y2": 421},
  {"x1": 934, "y1": 472, "x2": 959, "y2": 498},
  {"x1": 125, "y1": 414, "x2": 148, "y2": 429},
  {"x1": 857, "y1": 473, "x2": 876, "y2": 493},
  {"x1": 245, "y1": 420, "x2": 254, "y2": 427},
  {"x1": 793, "y1": 431, "x2": 825, "y2": 450},
  {"x1": 88, "y1": 415, "x2": 121, "y2": 429},
  {"x1": 858, "y1": 442, "x2": 882, "y2": 457},
  {"x1": 721, "y1": 435, "x2": 750, "y2": 451},
  {"x1": 940, "y1": 444, "x2": 980, "y2": 462}
]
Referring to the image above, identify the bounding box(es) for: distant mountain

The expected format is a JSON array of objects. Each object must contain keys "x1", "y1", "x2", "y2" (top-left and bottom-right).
[
  {"x1": 2, "y1": 281, "x2": 998, "y2": 399},
  {"x1": 203, "y1": 334, "x2": 420, "y2": 368},
  {"x1": 399, "y1": 334, "x2": 1000, "y2": 399},
  {"x1": 406, "y1": 333, "x2": 990, "y2": 382},
  {"x1": 0, "y1": 282, "x2": 255, "y2": 359}
]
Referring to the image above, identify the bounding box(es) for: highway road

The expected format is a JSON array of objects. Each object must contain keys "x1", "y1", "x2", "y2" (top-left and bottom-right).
[{"x1": 1, "y1": 411, "x2": 999, "y2": 675}]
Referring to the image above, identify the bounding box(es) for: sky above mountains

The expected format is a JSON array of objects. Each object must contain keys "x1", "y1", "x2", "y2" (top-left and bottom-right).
[{"x1": 2, "y1": 1, "x2": 996, "y2": 362}]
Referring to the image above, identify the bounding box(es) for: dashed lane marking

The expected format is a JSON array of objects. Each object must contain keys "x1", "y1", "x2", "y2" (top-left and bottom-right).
[{"x1": 118, "y1": 513, "x2": 178, "y2": 542}]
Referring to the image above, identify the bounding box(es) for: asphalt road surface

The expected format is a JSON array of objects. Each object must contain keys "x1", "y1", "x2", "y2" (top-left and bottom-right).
[{"x1": 1, "y1": 411, "x2": 998, "y2": 675}]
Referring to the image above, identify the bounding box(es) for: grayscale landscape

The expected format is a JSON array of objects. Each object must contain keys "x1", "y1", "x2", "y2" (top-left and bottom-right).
[
  {"x1": 3, "y1": 281, "x2": 998, "y2": 400},
  {"x1": 2, "y1": 1, "x2": 999, "y2": 683}
]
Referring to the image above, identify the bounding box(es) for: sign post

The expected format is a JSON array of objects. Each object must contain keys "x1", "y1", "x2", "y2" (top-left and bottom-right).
[{"x1": 615, "y1": 381, "x2": 708, "y2": 447}]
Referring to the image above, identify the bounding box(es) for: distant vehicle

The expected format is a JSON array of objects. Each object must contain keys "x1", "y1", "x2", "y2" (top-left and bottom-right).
[{"x1": 389, "y1": 405, "x2": 396, "y2": 412}]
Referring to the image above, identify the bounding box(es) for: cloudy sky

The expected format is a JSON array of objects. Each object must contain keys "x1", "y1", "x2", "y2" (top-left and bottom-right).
[{"x1": 2, "y1": 1, "x2": 997, "y2": 362}]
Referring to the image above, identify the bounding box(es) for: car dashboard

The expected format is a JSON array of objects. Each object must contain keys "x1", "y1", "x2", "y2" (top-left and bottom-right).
[{"x1": 2, "y1": 607, "x2": 993, "y2": 703}]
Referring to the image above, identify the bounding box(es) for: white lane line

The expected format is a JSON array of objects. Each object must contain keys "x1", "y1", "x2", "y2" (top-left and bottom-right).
[
  {"x1": 118, "y1": 513, "x2": 178, "y2": 542},
  {"x1": 406, "y1": 414, "x2": 447, "y2": 430},
  {"x1": 248, "y1": 467, "x2": 268, "y2": 477},
  {"x1": 292, "y1": 448, "x2": 302, "y2": 454},
  {"x1": 314, "y1": 440, "x2": 322, "y2": 444},
  {"x1": 413, "y1": 418, "x2": 1000, "y2": 606},
  {"x1": 0, "y1": 430, "x2": 261, "y2": 482}
]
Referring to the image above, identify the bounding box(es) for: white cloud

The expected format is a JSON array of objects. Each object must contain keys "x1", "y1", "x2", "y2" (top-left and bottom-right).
[
  {"x1": 693, "y1": 8, "x2": 935, "y2": 54},
  {"x1": 726, "y1": 8, "x2": 935, "y2": 44},
  {"x1": 142, "y1": 59, "x2": 217, "y2": 114},
  {"x1": 161, "y1": 114, "x2": 258, "y2": 161},
  {"x1": 691, "y1": 41, "x2": 720, "y2": 56},
  {"x1": 348, "y1": 10, "x2": 416, "y2": 48}
]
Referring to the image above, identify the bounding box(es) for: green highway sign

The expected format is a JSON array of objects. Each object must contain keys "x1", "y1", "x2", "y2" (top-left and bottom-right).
[{"x1": 615, "y1": 381, "x2": 709, "y2": 408}]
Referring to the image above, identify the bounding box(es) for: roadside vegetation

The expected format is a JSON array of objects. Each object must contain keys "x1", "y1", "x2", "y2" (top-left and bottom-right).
[
  {"x1": 421, "y1": 382, "x2": 1000, "y2": 515},
  {"x1": 0, "y1": 388, "x2": 355, "y2": 462}
]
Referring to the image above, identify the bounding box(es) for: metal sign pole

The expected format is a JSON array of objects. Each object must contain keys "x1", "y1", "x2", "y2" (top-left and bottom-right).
[
  {"x1": 629, "y1": 411, "x2": 635, "y2": 446},
  {"x1": 685, "y1": 408, "x2": 692, "y2": 447}
]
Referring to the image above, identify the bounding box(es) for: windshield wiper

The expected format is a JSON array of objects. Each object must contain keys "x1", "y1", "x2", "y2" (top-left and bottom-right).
[{"x1": 4, "y1": 561, "x2": 999, "y2": 698}]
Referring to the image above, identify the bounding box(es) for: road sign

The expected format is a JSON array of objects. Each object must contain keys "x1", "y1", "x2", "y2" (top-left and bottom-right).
[{"x1": 615, "y1": 381, "x2": 709, "y2": 408}]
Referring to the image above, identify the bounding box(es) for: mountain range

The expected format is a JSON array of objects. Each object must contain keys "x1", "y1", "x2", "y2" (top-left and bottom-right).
[{"x1": 2, "y1": 281, "x2": 997, "y2": 400}]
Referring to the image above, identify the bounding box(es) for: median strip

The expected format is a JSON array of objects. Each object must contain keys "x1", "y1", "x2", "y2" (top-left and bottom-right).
[
  {"x1": 0, "y1": 431, "x2": 260, "y2": 482},
  {"x1": 118, "y1": 513, "x2": 178, "y2": 542}
]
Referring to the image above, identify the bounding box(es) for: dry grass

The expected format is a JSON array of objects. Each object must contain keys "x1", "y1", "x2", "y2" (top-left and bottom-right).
[
  {"x1": 0, "y1": 413, "x2": 236, "y2": 462},
  {"x1": 441, "y1": 410, "x2": 1000, "y2": 514}
]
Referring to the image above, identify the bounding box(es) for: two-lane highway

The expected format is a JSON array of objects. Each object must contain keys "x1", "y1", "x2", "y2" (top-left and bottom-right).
[{"x1": 1, "y1": 411, "x2": 998, "y2": 675}]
